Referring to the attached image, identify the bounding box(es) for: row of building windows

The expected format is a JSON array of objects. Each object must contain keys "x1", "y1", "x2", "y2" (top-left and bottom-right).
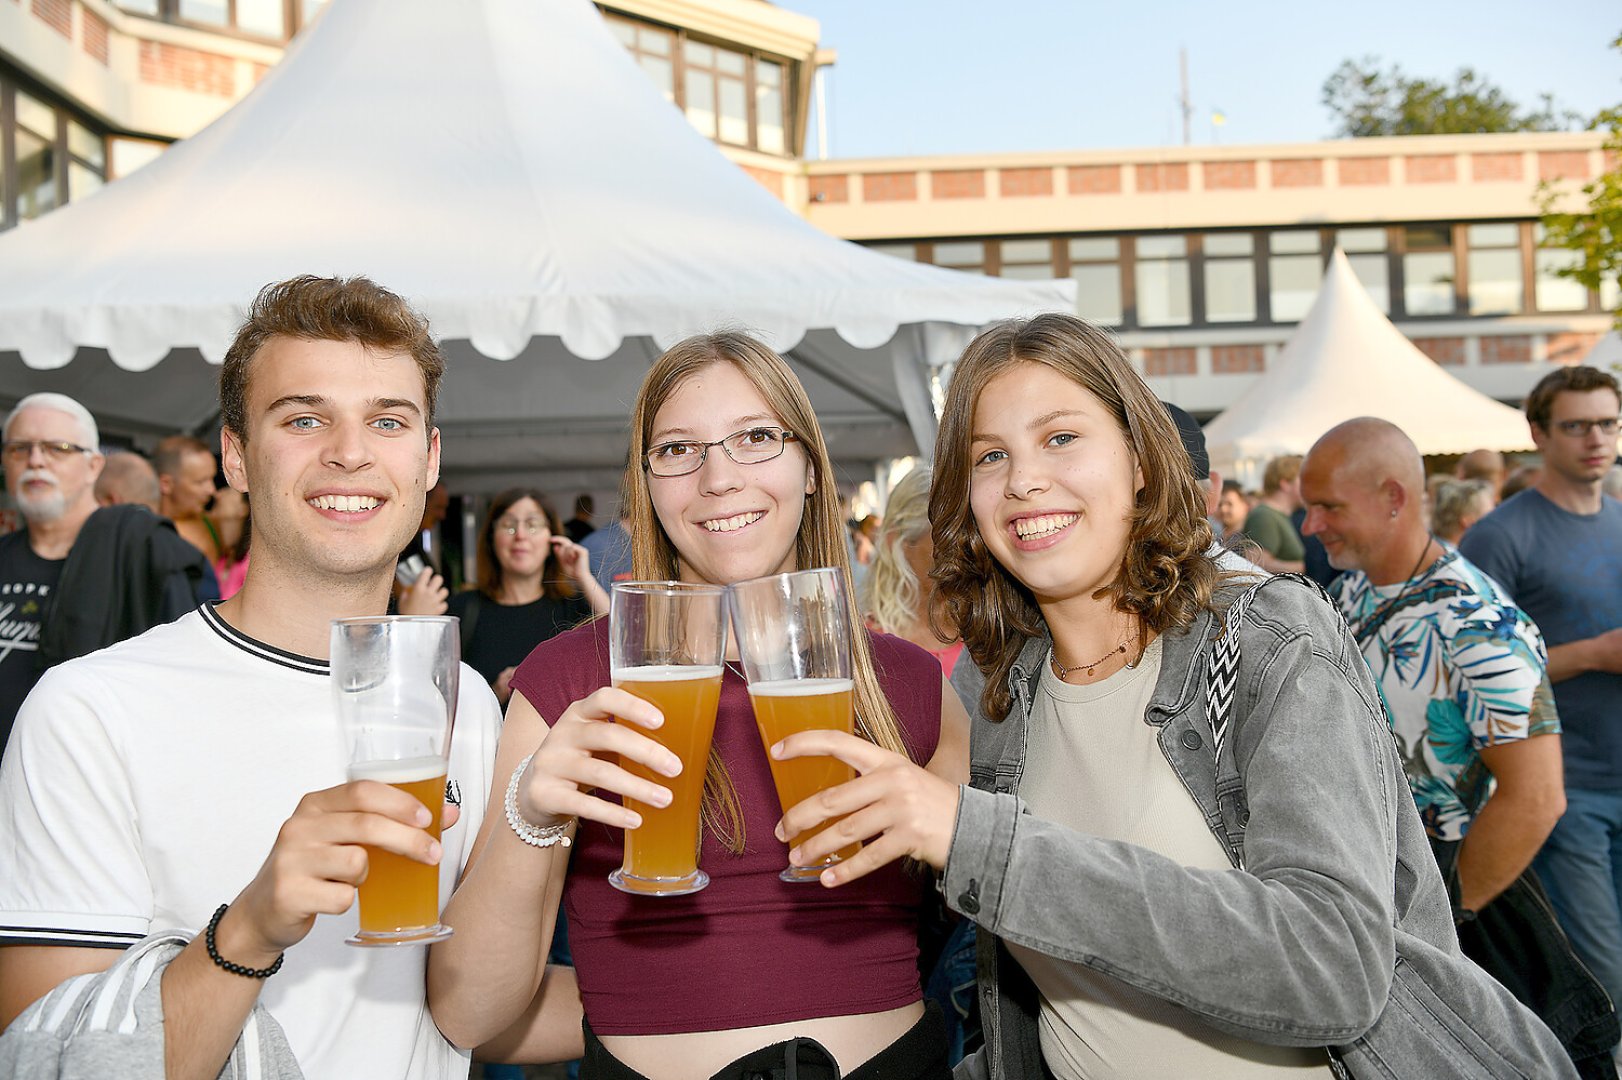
[
  {"x1": 0, "y1": 77, "x2": 108, "y2": 230},
  {"x1": 603, "y1": 9, "x2": 793, "y2": 156},
  {"x1": 115, "y1": 0, "x2": 326, "y2": 42},
  {"x1": 871, "y1": 223, "x2": 1620, "y2": 329}
]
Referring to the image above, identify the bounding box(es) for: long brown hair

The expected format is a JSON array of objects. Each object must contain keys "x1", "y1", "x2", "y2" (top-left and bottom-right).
[
  {"x1": 626, "y1": 331, "x2": 914, "y2": 852},
  {"x1": 474, "y1": 487, "x2": 577, "y2": 602},
  {"x1": 930, "y1": 313, "x2": 1218, "y2": 723}
]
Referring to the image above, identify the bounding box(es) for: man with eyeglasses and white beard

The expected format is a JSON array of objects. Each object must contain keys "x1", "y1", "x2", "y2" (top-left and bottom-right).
[{"x1": 0, "y1": 394, "x2": 107, "y2": 753}]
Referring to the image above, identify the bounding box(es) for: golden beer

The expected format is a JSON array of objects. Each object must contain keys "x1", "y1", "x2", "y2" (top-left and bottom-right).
[
  {"x1": 612, "y1": 666, "x2": 723, "y2": 894},
  {"x1": 349, "y1": 756, "x2": 446, "y2": 936},
  {"x1": 749, "y1": 678, "x2": 860, "y2": 877}
]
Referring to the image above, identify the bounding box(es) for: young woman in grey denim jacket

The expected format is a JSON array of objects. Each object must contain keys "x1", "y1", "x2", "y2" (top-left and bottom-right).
[{"x1": 771, "y1": 313, "x2": 1571, "y2": 1079}]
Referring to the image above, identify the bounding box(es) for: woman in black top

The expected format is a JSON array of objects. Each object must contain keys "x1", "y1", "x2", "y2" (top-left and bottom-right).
[{"x1": 451, "y1": 488, "x2": 610, "y2": 704}]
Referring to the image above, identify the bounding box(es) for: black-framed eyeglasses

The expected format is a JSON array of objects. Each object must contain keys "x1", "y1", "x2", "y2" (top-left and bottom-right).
[
  {"x1": 644, "y1": 426, "x2": 798, "y2": 478},
  {"x1": 1553, "y1": 417, "x2": 1621, "y2": 438},
  {"x1": 1, "y1": 440, "x2": 95, "y2": 464}
]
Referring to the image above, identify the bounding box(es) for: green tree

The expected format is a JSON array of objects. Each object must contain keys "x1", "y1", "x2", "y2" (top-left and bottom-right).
[
  {"x1": 1539, "y1": 35, "x2": 1622, "y2": 330},
  {"x1": 1323, "y1": 58, "x2": 1572, "y2": 137}
]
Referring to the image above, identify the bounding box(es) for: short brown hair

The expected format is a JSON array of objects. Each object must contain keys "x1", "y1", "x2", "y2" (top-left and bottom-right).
[
  {"x1": 1524, "y1": 366, "x2": 1622, "y2": 433},
  {"x1": 1262, "y1": 454, "x2": 1303, "y2": 496},
  {"x1": 220, "y1": 276, "x2": 444, "y2": 441},
  {"x1": 930, "y1": 313, "x2": 1217, "y2": 723},
  {"x1": 152, "y1": 434, "x2": 212, "y2": 480}
]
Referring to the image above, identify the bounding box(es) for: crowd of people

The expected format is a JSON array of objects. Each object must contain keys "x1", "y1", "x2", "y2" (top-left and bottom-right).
[{"x1": 0, "y1": 274, "x2": 1618, "y2": 1080}]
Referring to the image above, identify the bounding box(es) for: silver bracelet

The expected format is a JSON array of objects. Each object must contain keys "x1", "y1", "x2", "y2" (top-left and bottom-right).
[{"x1": 505, "y1": 753, "x2": 574, "y2": 848}]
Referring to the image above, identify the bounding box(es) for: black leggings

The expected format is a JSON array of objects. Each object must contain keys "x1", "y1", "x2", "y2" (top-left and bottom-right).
[{"x1": 579, "y1": 1001, "x2": 951, "y2": 1080}]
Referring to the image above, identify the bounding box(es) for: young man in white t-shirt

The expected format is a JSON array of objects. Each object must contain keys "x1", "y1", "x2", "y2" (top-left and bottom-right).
[{"x1": 0, "y1": 277, "x2": 520, "y2": 1078}]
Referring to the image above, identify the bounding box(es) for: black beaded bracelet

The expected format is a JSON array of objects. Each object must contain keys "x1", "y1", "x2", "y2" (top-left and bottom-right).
[{"x1": 205, "y1": 903, "x2": 285, "y2": 979}]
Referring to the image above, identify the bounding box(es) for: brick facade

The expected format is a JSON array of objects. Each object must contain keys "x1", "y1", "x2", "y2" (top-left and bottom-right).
[
  {"x1": 31, "y1": 0, "x2": 70, "y2": 38},
  {"x1": 808, "y1": 174, "x2": 848, "y2": 204},
  {"x1": 1404, "y1": 154, "x2": 1457, "y2": 183},
  {"x1": 1203, "y1": 160, "x2": 1257, "y2": 190},
  {"x1": 931, "y1": 169, "x2": 985, "y2": 199},
  {"x1": 862, "y1": 172, "x2": 917, "y2": 202},
  {"x1": 1412, "y1": 337, "x2": 1465, "y2": 366},
  {"x1": 139, "y1": 41, "x2": 237, "y2": 97},
  {"x1": 1470, "y1": 152, "x2": 1523, "y2": 182},
  {"x1": 999, "y1": 167, "x2": 1053, "y2": 198},
  {"x1": 740, "y1": 165, "x2": 784, "y2": 199},
  {"x1": 81, "y1": 6, "x2": 109, "y2": 65},
  {"x1": 1538, "y1": 151, "x2": 1591, "y2": 181},
  {"x1": 1136, "y1": 163, "x2": 1189, "y2": 193},
  {"x1": 1066, "y1": 164, "x2": 1121, "y2": 195},
  {"x1": 1478, "y1": 335, "x2": 1532, "y2": 365},
  {"x1": 1338, "y1": 158, "x2": 1390, "y2": 186},
  {"x1": 1270, "y1": 159, "x2": 1323, "y2": 188},
  {"x1": 1545, "y1": 331, "x2": 1602, "y2": 366},
  {"x1": 1211, "y1": 345, "x2": 1265, "y2": 374},
  {"x1": 1143, "y1": 347, "x2": 1197, "y2": 377}
]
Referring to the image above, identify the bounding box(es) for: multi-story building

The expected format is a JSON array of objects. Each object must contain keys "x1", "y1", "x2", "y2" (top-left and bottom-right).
[{"x1": 3, "y1": 0, "x2": 1614, "y2": 423}]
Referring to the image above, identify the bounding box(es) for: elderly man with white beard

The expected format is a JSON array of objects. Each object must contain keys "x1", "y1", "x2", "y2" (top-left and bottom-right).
[{"x1": 0, "y1": 394, "x2": 106, "y2": 752}]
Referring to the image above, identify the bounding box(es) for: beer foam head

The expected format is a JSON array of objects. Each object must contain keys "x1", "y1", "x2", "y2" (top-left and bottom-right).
[
  {"x1": 611, "y1": 664, "x2": 725, "y2": 683},
  {"x1": 348, "y1": 755, "x2": 447, "y2": 784},
  {"x1": 746, "y1": 678, "x2": 854, "y2": 697}
]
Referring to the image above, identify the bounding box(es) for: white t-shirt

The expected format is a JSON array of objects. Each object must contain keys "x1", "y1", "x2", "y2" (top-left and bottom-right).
[
  {"x1": 0, "y1": 604, "x2": 501, "y2": 1080},
  {"x1": 1011, "y1": 638, "x2": 1333, "y2": 1080}
]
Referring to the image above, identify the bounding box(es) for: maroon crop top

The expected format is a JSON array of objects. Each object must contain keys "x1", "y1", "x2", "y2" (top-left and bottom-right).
[{"x1": 510, "y1": 619, "x2": 944, "y2": 1035}]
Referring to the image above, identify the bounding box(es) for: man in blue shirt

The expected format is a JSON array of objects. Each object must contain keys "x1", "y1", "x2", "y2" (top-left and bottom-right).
[{"x1": 1461, "y1": 365, "x2": 1622, "y2": 1031}]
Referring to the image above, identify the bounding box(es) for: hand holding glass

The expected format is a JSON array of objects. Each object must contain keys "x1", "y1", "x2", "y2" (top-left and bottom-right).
[
  {"x1": 727, "y1": 567, "x2": 860, "y2": 882},
  {"x1": 609, "y1": 582, "x2": 727, "y2": 896},
  {"x1": 331, "y1": 615, "x2": 459, "y2": 945}
]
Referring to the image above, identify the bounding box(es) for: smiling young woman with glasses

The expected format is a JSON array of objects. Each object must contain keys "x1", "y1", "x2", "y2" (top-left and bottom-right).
[
  {"x1": 429, "y1": 331, "x2": 970, "y2": 1080},
  {"x1": 450, "y1": 487, "x2": 609, "y2": 707}
]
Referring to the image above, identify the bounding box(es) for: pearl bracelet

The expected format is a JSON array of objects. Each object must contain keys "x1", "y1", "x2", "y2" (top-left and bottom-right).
[{"x1": 505, "y1": 752, "x2": 574, "y2": 848}]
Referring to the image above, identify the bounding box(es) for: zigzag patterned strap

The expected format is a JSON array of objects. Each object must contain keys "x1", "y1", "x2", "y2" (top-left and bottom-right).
[{"x1": 1206, "y1": 573, "x2": 1334, "y2": 761}]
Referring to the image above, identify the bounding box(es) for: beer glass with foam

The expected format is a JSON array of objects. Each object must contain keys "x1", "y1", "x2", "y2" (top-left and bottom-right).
[
  {"x1": 609, "y1": 582, "x2": 727, "y2": 896},
  {"x1": 726, "y1": 568, "x2": 859, "y2": 882},
  {"x1": 331, "y1": 615, "x2": 459, "y2": 945}
]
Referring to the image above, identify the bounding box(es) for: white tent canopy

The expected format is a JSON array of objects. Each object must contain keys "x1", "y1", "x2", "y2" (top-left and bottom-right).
[
  {"x1": 1202, "y1": 249, "x2": 1533, "y2": 481},
  {"x1": 0, "y1": 0, "x2": 1070, "y2": 491}
]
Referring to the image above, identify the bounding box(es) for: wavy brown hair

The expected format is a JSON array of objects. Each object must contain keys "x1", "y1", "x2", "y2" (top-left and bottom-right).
[
  {"x1": 930, "y1": 313, "x2": 1218, "y2": 723},
  {"x1": 625, "y1": 331, "x2": 914, "y2": 852},
  {"x1": 474, "y1": 487, "x2": 577, "y2": 603}
]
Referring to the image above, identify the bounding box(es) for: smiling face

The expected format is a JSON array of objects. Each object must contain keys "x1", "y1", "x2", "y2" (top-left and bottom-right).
[
  {"x1": 967, "y1": 362, "x2": 1141, "y2": 611},
  {"x1": 220, "y1": 336, "x2": 440, "y2": 588},
  {"x1": 646, "y1": 361, "x2": 814, "y2": 587},
  {"x1": 493, "y1": 496, "x2": 552, "y2": 580},
  {"x1": 3, "y1": 406, "x2": 103, "y2": 525}
]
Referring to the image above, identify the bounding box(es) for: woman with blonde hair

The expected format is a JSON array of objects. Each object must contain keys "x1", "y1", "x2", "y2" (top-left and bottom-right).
[
  {"x1": 772, "y1": 313, "x2": 1570, "y2": 1078},
  {"x1": 862, "y1": 466, "x2": 963, "y2": 678},
  {"x1": 429, "y1": 332, "x2": 967, "y2": 1079}
]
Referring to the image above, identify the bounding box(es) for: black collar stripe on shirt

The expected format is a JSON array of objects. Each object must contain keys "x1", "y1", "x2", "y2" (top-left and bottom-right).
[
  {"x1": 198, "y1": 602, "x2": 328, "y2": 675},
  {"x1": 0, "y1": 924, "x2": 146, "y2": 948}
]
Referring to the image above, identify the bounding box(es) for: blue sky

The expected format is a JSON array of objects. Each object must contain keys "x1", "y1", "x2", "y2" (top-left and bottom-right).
[{"x1": 794, "y1": 2, "x2": 1622, "y2": 158}]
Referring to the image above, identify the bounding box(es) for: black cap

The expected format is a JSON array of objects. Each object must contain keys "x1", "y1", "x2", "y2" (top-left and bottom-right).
[{"x1": 1160, "y1": 400, "x2": 1209, "y2": 480}]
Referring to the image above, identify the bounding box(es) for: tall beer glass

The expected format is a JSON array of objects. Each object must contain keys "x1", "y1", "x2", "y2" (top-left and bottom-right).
[
  {"x1": 331, "y1": 615, "x2": 458, "y2": 946},
  {"x1": 727, "y1": 567, "x2": 860, "y2": 882},
  {"x1": 609, "y1": 582, "x2": 726, "y2": 897}
]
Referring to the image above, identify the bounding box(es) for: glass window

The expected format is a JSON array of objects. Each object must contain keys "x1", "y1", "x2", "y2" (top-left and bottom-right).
[
  {"x1": 68, "y1": 161, "x2": 104, "y2": 202},
  {"x1": 111, "y1": 137, "x2": 166, "y2": 180},
  {"x1": 1337, "y1": 227, "x2": 1387, "y2": 253},
  {"x1": 178, "y1": 0, "x2": 228, "y2": 26},
  {"x1": 756, "y1": 60, "x2": 784, "y2": 154},
  {"x1": 15, "y1": 91, "x2": 54, "y2": 139},
  {"x1": 119, "y1": 0, "x2": 160, "y2": 13},
  {"x1": 236, "y1": 0, "x2": 285, "y2": 37},
  {"x1": 16, "y1": 127, "x2": 58, "y2": 221},
  {"x1": 1601, "y1": 275, "x2": 1619, "y2": 314},
  {"x1": 1467, "y1": 223, "x2": 1518, "y2": 248},
  {"x1": 1404, "y1": 226, "x2": 1456, "y2": 315},
  {"x1": 717, "y1": 76, "x2": 748, "y2": 145},
  {"x1": 1467, "y1": 223, "x2": 1523, "y2": 315},
  {"x1": 684, "y1": 69, "x2": 716, "y2": 137},
  {"x1": 867, "y1": 243, "x2": 918, "y2": 261},
  {"x1": 1346, "y1": 254, "x2": 1392, "y2": 313},
  {"x1": 1204, "y1": 233, "x2": 1253, "y2": 257},
  {"x1": 1205, "y1": 261, "x2": 1256, "y2": 323},
  {"x1": 932, "y1": 241, "x2": 985, "y2": 271},
  {"x1": 1135, "y1": 236, "x2": 1191, "y2": 327},
  {"x1": 683, "y1": 40, "x2": 714, "y2": 67},
  {"x1": 1068, "y1": 237, "x2": 1119, "y2": 261},
  {"x1": 1269, "y1": 230, "x2": 1322, "y2": 322},
  {"x1": 1000, "y1": 238, "x2": 1054, "y2": 278},
  {"x1": 1068, "y1": 238, "x2": 1122, "y2": 326},
  {"x1": 67, "y1": 121, "x2": 104, "y2": 169},
  {"x1": 1534, "y1": 248, "x2": 1587, "y2": 311}
]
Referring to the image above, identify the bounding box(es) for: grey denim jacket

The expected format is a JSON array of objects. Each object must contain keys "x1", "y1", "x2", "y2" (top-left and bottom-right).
[{"x1": 945, "y1": 576, "x2": 1572, "y2": 1080}]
